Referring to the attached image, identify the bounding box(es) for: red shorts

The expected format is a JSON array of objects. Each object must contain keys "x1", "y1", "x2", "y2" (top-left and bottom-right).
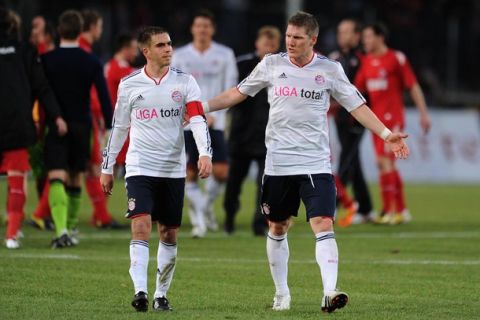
[
  {"x1": 372, "y1": 121, "x2": 404, "y2": 160},
  {"x1": 90, "y1": 120, "x2": 102, "y2": 165},
  {"x1": 0, "y1": 148, "x2": 31, "y2": 173}
]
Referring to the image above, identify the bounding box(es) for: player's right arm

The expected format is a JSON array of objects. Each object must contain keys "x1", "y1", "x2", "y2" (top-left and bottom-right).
[
  {"x1": 100, "y1": 82, "x2": 131, "y2": 194},
  {"x1": 203, "y1": 55, "x2": 270, "y2": 113}
]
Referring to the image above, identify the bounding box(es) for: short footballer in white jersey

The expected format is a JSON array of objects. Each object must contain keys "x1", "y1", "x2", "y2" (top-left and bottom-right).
[
  {"x1": 238, "y1": 52, "x2": 365, "y2": 176},
  {"x1": 102, "y1": 66, "x2": 211, "y2": 179},
  {"x1": 172, "y1": 42, "x2": 238, "y2": 131}
]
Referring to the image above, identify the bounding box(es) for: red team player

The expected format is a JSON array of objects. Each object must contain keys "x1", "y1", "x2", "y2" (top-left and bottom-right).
[
  {"x1": 354, "y1": 23, "x2": 430, "y2": 224},
  {"x1": 104, "y1": 33, "x2": 138, "y2": 168}
]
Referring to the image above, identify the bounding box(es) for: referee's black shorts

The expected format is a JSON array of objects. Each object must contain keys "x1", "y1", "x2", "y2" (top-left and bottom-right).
[
  {"x1": 45, "y1": 122, "x2": 91, "y2": 172},
  {"x1": 125, "y1": 175, "x2": 185, "y2": 228}
]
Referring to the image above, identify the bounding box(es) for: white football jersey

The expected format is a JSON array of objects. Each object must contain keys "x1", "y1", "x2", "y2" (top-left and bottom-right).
[
  {"x1": 172, "y1": 42, "x2": 238, "y2": 130},
  {"x1": 237, "y1": 52, "x2": 366, "y2": 176},
  {"x1": 102, "y1": 67, "x2": 211, "y2": 178}
]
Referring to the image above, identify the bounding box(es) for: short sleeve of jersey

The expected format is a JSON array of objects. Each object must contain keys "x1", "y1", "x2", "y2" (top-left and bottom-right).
[
  {"x1": 395, "y1": 51, "x2": 417, "y2": 90},
  {"x1": 236, "y1": 56, "x2": 270, "y2": 97},
  {"x1": 186, "y1": 75, "x2": 201, "y2": 102},
  {"x1": 332, "y1": 62, "x2": 366, "y2": 112}
]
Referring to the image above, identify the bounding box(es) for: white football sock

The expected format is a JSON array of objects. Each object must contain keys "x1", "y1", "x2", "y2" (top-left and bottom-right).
[
  {"x1": 185, "y1": 182, "x2": 206, "y2": 229},
  {"x1": 205, "y1": 177, "x2": 223, "y2": 210},
  {"x1": 154, "y1": 241, "x2": 177, "y2": 298},
  {"x1": 267, "y1": 232, "x2": 290, "y2": 296},
  {"x1": 129, "y1": 240, "x2": 149, "y2": 294},
  {"x1": 315, "y1": 232, "x2": 338, "y2": 295}
]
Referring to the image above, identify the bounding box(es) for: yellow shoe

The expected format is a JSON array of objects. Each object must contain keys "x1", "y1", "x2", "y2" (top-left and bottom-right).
[
  {"x1": 29, "y1": 216, "x2": 45, "y2": 230},
  {"x1": 375, "y1": 212, "x2": 394, "y2": 225},
  {"x1": 391, "y1": 210, "x2": 412, "y2": 225}
]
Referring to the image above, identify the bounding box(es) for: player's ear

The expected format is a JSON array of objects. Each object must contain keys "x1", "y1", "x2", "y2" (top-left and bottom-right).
[{"x1": 311, "y1": 35, "x2": 318, "y2": 47}]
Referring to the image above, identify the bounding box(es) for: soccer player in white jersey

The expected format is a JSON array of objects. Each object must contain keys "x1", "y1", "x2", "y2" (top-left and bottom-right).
[
  {"x1": 199, "y1": 12, "x2": 409, "y2": 313},
  {"x1": 172, "y1": 10, "x2": 238, "y2": 237},
  {"x1": 100, "y1": 27, "x2": 212, "y2": 312}
]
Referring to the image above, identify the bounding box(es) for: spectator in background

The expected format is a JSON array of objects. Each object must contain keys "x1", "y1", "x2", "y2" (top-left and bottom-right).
[
  {"x1": 79, "y1": 9, "x2": 124, "y2": 229},
  {"x1": 355, "y1": 22, "x2": 430, "y2": 224},
  {"x1": 0, "y1": 6, "x2": 66, "y2": 249},
  {"x1": 223, "y1": 26, "x2": 281, "y2": 236},
  {"x1": 104, "y1": 33, "x2": 138, "y2": 174},
  {"x1": 172, "y1": 10, "x2": 238, "y2": 237},
  {"x1": 328, "y1": 18, "x2": 374, "y2": 226},
  {"x1": 41, "y1": 9, "x2": 113, "y2": 248}
]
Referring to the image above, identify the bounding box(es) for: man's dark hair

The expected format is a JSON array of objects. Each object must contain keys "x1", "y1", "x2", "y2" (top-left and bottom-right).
[
  {"x1": 114, "y1": 33, "x2": 135, "y2": 53},
  {"x1": 288, "y1": 11, "x2": 319, "y2": 37},
  {"x1": 58, "y1": 10, "x2": 83, "y2": 40},
  {"x1": 364, "y1": 22, "x2": 389, "y2": 40},
  {"x1": 340, "y1": 18, "x2": 362, "y2": 34},
  {"x1": 192, "y1": 9, "x2": 216, "y2": 27},
  {"x1": 44, "y1": 20, "x2": 56, "y2": 40},
  {"x1": 81, "y1": 9, "x2": 101, "y2": 32},
  {"x1": 137, "y1": 26, "x2": 168, "y2": 48}
]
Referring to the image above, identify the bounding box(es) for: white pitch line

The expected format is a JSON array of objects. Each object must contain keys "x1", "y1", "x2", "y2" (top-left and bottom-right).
[
  {"x1": 19, "y1": 230, "x2": 480, "y2": 240},
  {"x1": 1, "y1": 253, "x2": 479, "y2": 266}
]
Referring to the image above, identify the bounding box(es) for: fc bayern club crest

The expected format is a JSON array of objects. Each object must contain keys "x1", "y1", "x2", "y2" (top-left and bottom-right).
[
  {"x1": 262, "y1": 203, "x2": 270, "y2": 215},
  {"x1": 128, "y1": 198, "x2": 136, "y2": 211},
  {"x1": 171, "y1": 90, "x2": 183, "y2": 102},
  {"x1": 315, "y1": 74, "x2": 325, "y2": 85}
]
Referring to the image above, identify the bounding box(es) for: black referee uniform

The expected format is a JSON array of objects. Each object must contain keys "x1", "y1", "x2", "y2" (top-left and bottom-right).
[{"x1": 223, "y1": 52, "x2": 269, "y2": 235}]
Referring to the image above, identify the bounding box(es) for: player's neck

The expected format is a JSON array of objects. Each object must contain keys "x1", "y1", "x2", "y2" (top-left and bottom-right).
[
  {"x1": 59, "y1": 39, "x2": 79, "y2": 47},
  {"x1": 114, "y1": 52, "x2": 126, "y2": 63},
  {"x1": 371, "y1": 44, "x2": 388, "y2": 56},
  {"x1": 145, "y1": 63, "x2": 169, "y2": 79},
  {"x1": 81, "y1": 33, "x2": 94, "y2": 45},
  {"x1": 289, "y1": 50, "x2": 314, "y2": 67},
  {"x1": 192, "y1": 40, "x2": 212, "y2": 53}
]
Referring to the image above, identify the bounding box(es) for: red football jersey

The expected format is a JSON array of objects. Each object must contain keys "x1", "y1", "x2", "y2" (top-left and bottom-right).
[
  {"x1": 354, "y1": 49, "x2": 417, "y2": 126},
  {"x1": 104, "y1": 58, "x2": 134, "y2": 105}
]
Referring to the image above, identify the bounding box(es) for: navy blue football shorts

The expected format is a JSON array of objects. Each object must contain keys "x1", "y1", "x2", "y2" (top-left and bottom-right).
[
  {"x1": 260, "y1": 173, "x2": 336, "y2": 222},
  {"x1": 125, "y1": 175, "x2": 185, "y2": 227}
]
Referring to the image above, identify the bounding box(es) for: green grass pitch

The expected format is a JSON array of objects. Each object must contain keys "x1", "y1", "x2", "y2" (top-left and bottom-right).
[{"x1": 0, "y1": 178, "x2": 479, "y2": 319}]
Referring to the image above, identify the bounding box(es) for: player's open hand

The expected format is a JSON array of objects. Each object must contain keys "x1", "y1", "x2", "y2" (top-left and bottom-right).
[
  {"x1": 100, "y1": 173, "x2": 114, "y2": 195},
  {"x1": 385, "y1": 132, "x2": 410, "y2": 159},
  {"x1": 197, "y1": 156, "x2": 212, "y2": 179}
]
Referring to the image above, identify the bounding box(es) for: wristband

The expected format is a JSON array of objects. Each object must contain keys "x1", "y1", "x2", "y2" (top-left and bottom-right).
[
  {"x1": 380, "y1": 128, "x2": 392, "y2": 141},
  {"x1": 202, "y1": 101, "x2": 210, "y2": 113}
]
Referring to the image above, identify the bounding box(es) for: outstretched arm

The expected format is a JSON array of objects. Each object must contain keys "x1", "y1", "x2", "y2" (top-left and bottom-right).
[
  {"x1": 202, "y1": 87, "x2": 247, "y2": 113},
  {"x1": 351, "y1": 104, "x2": 410, "y2": 159},
  {"x1": 410, "y1": 83, "x2": 431, "y2": 134}
]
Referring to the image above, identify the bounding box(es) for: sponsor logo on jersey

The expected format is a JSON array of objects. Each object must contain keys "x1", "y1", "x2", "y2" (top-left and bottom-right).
[
  {"x1": 134, "y1": 107, "x2": 182, "y2": 120},
  {"x1": 278, "y1": 72, "x2": 288, "y2": 79},
  {"x1": 133, "y1": 94, "x2": 145, "y2": 103},
  {"x1": 171, "y1": 90, "x2": 183, "y2": 102},
  {"x1": 274, "y1": 86, "x2": 325, "y2": 100},
  {"x1": 315, "y1": 75, "x2": 325, "y2": 85}
]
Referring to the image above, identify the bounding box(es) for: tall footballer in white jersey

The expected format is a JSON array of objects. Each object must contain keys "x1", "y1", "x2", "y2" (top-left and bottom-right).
[
  {"x1": 171, "y1": 10, "x2": 238, "y2": 237},
  {"x1": 200, "y1": 12, "x2": 410, "y2": 313},
  {"x1": 100, "y1": 27, "x2": 212, "y2": 312}
]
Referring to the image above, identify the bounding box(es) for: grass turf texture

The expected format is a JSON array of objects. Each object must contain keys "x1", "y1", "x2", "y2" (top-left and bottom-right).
[{"x1": 0, "y1": 178, "x2": 479, "y2": 319}]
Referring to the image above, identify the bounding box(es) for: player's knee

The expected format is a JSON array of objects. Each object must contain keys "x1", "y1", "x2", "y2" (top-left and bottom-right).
[
  {"x1": 159, "y1": 225, "x2": 178, "y2": 244},
  {"x1": 310, "y1": 216, "x2": 333, "y2": 232},
  {"x1": 131, "y1": 217, "x2": 151, "y2": 240},
  {"x1": 268, "y1": 220, "x2": 289, "y2": 236}
]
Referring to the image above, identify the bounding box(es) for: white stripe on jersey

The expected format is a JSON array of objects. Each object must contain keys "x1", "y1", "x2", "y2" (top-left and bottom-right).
[
  {"x1": 101, "y1": 67, "x2": 211, "y2": 178},
  {"x1": 171, "y1": 42, "x2": 238, "y2": 131},
  {"x1": 237, "y1": 52, "x2": 366, "y2": 176}
]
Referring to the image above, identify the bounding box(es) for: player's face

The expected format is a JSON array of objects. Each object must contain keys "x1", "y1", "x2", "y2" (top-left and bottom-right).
[
  {"x1": 362, "y1": 27, "x2": 381, "y2": 53},
  {"x1": 191, "y1": 17, "x2": 215, "y2": 43},
  {"x1": 30, "y1": 16, "x2": 45, "y2": 45},
  {"x1": 125, "y1": 39, "x2": 139, "y2": 63},
  {"x1": 285, "y1": 24, "x2": 317, "y2": 59},
  {"x1": 337, "y1": 20, "x2": 359, "y2": 50},
  {"x1": 91, "y1": 19, "x2": 103, "y2": 41},
  {"x1": 144, "y1": 33, "x2": 172, "y2": 67},
  {"x1": 255, "y1": 35, "x2": 280, "y2": 57}
]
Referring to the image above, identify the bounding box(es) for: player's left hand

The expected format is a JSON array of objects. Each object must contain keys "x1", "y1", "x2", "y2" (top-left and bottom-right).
[
  {"x1": 197, "y1": 156, "x2": 212, "y2": 179},
  {"x1": 385, "y1": 132, "x2": 410, "y2": 159},
  {"x1": 55, "y1": 117, "x2": 68, "y2": 136},
  {"x1": 100, "y1": 173, "x2": 114, "y2": 195},
  {"x1": 420, "y1": 113, "x2": 431, "y2": 134}
]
